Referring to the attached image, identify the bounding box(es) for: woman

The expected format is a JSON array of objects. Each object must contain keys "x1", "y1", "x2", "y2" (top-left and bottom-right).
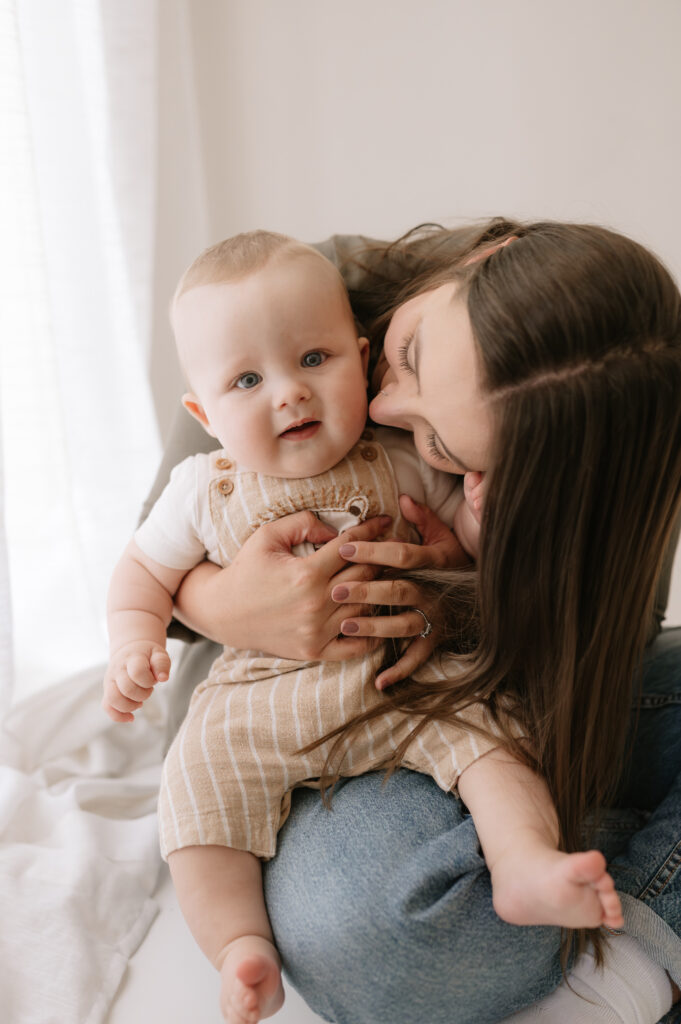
[{"x1": 152, "y1": 220, "x2": 681, "y2": 1023}]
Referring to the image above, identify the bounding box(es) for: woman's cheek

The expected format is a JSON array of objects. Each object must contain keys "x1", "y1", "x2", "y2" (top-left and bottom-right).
[
  {"x1": 411, "y1": 429, "x2": 454, "y2": 474},
  {"x1": 414, "y1": 440, "x2": 441, "y2": 471}
]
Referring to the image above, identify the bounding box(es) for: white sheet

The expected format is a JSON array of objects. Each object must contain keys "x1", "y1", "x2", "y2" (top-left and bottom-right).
[{"x1": 0, "y1": 667, "x2": 172, "y2": 1024}]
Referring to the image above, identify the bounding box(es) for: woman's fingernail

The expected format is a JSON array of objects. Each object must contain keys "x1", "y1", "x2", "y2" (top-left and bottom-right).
[
  {"x1": 339, "y1": 544, "x2": 356, "y2": 558},
  {"x1": 332, "y1": 585, "x2": 349, "y2": 601},
  {"x1": 341, "y1": 621, "x2": 359, "y2": 634}
]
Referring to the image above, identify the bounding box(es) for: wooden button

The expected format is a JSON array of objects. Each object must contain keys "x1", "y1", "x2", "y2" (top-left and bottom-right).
[
  {"x1": 361, "y1": 446, "x2": 377, "y2": 461},
  {"x1": 217, "y1": 478, "x2": 234, "y2": 495},
  {"x1": 348, "y1": 504, "x2": 362, "y2": 516},
  {"x1": 215, "y1": 457, "x2": 232, "y2": 470}
]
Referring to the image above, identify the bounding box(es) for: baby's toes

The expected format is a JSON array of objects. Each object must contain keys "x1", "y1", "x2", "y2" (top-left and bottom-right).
[
  {"x1": 222, "y1": 984, "x2": 254, "y2": 1024},
  {"x1": 224, "y1": 996, "x2": 256, "y2": 1024},
  {"x1": 600, "y1": 890, "x2": 624, "y2": 928}
]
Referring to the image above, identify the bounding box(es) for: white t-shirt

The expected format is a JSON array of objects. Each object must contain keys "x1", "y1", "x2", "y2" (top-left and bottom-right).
[{"x1": 135, "y1": 427, "x2": 463, "y2": 571}]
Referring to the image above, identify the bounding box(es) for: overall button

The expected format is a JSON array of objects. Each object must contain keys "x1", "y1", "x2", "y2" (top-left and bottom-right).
[
  {"x1": 348, "y1": 504, "x2": 362, "y2": 517},
  {"x1": 361, "y1": 446, "x2": 377, "y2": 461},
  {"x1": 217, "y1": 478, "x2": 234, "y2": 495},
  {"x1": 215, "y1": 456, "x2": 232, "y2": 470}
]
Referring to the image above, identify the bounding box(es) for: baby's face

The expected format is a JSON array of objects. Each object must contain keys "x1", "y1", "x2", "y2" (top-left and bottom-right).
[{"x1": 173, "y1": 256, "x2": 369, "y2": 478}]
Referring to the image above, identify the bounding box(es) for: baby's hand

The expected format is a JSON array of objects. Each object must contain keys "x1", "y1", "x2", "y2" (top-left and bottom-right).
[
  {"x1": 102, "y1": 641, "x2": 170, "y2": 723},
  {"x1": 463, "y1": 471, "x2": 486, "y2": 523}
]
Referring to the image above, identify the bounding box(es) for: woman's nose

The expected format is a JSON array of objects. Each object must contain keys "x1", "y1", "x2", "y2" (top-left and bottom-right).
[{"x1": 371, "y1": 379, "x2": 412, "y2": 426}]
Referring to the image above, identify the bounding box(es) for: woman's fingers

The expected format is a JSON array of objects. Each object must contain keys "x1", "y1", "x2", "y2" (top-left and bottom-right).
[
  {"x1": 311, "y1": 515, "x2": 393, "y2": 575},
  {"x1": 399, "y1": 494, "x2": 469, "y2": 567},
  {"x1": 259, "y1": 509, "x2": 339, "y2": 552},
  {"x1": 318, "y1": 634, "x2": 384, "y2": 661},
  {"x1": 375, "y1": 636, "x2": 436, "y2": 690},
  {"x1": 463, "y1": 471, "x2": 486, "y2": 523},
  {"x1": 339, "y1": 608, "x2": 433, "y2": 640},
  {"x1": 337, "y1": 538, "x2": 437, "y2": 570},
  {"x1": 331, "y1": 577, "x2": 422, "y2": 607}
]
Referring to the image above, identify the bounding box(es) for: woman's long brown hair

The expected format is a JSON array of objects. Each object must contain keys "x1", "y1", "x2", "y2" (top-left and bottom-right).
[{"x1": 307, "y1": 219, "x2": 681, "y2": 967}]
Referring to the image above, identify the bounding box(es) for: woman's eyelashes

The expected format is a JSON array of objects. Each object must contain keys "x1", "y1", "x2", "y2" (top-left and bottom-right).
[
  {"x1": 425, "y1": 431, "x2": 448, "y2": 463},
  {"x1": 397, "y1": 332, "x2": 415, "y2": 375}
]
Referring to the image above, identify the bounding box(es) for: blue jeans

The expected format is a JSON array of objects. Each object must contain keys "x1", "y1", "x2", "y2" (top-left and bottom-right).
[{"x1": 263, "y1": 627, "x2": 681, "y2": 1024}]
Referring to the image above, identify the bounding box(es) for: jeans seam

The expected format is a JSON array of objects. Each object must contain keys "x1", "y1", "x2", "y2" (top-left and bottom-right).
[
  {"x1": 638, "y1": 840, "x2": 681, "y2": 899},
  {"x1": 601, "y1": 815, "x2": 649, "y2": 831},
  {"x1": 637, "y1": 693, "x2": 681, "y2": 709}
]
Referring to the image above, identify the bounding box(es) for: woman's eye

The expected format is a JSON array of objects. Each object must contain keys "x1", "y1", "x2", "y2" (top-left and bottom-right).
[
  {"x1": 235, "y1": 371, "x2": 262, "y2": 390},
  {"x1": 426, "y1": 431, "x2": 448, "y2": 463},
  {"x1": 301, "y1": 351, "x2": 327, "y2": 368},
  {"x1": 397, "y1": 333, "x2": 415, "y2": 375}
]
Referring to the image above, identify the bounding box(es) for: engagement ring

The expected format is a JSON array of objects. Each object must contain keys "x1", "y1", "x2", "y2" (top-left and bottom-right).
[{"x1": 414, "y1": 608, "x2": 433, "y2": 639}]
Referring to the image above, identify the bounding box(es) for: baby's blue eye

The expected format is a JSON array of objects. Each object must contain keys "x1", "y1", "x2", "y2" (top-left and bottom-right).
[
  {"x1": 302, "y1": 351, "x2": 326, "y2": 368},
  {"x1": 236, "y1": 371, "x2": 262, "y2": 390}
]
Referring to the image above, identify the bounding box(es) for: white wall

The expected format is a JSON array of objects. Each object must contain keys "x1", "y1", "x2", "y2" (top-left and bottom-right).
[
  {"x1": 152, "y1": 0, "x2": 681, "y2": 621},
  {"x1": 185, "y1": 0, "x2": 681, "y2": 252}
]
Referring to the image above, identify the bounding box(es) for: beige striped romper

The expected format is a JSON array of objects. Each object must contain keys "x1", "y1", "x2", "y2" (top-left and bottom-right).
[{"x1": 158, "y1": 436, "x2": 501, "y2": 860}]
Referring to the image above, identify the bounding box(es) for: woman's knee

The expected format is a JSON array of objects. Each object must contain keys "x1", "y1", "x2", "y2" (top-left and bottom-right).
[{"x1": 263, "y1": 772, "x2": 561, "y2": 1022}]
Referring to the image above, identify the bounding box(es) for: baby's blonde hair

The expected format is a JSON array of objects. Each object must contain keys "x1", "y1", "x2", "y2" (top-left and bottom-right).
[
  {"x1": 174, "y1": 229, "x2": 339, "y2": 301},
  {"x1": 171, "y1": 230, "x2": 357, "y2": 390}
]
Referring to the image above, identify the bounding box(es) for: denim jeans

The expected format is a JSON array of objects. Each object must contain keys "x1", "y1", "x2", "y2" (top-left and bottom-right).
[{"x1": 263, "y1": 627, "x2": 681, "y2": 1024}]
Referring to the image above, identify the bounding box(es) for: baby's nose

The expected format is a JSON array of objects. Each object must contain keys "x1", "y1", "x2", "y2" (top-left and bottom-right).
[{"x1": 274, "y1": 376, "x2": 312, "y2": 408}]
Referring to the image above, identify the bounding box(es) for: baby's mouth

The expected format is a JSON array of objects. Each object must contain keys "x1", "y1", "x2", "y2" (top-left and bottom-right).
[{"x1": 279, "y1": 419, "x2": 321, "y2": 440}]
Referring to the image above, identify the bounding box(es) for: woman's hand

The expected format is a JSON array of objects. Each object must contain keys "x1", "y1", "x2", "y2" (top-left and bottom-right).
[
  {"x1": 463, "y1": 471, "x2": 486, "y2": 522},
  {"x1": 453, "y1": 471, "x2": 486, "y2": 558},
  {"x1": 173, "y1": 510, "x2": 393, "y2": 661},
  {"x1": 330, "y1": 494, "x2": 470, "y2": 689}
]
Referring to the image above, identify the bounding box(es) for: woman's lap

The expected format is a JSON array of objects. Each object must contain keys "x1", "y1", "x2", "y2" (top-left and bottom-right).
[
  {"x1": 265, "y1": 771, "x2": 563, "y2": 1023},
  {"x1": 263, "y1": 627, "x2": 681, "y2": 1024}
]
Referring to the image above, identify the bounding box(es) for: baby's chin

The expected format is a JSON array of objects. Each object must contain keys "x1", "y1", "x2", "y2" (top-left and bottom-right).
[{"x1": 240, "y1": 447, "x2": 357, "y2": 480}]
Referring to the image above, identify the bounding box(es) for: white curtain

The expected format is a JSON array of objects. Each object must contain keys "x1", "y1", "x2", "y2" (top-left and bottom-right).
[
  {"x1": 0, "y1": 3, "x2": 206, "y2": 1021},
  {"x1": 0, "y1": 0, "x2": 162, "y2": 706}
]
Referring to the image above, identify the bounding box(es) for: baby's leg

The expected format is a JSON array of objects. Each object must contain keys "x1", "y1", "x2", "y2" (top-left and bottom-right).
[
  {"x1": 168, "y1": 845, "x2": 284, "y2": 1024},
  {"x1": 457, "y1": 749, "x2": 624, "y2": 930}
]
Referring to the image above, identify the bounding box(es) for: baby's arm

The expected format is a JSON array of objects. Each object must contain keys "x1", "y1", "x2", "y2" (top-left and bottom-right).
[{"x1": 103, "y1": 539, "x2": 188, "y2": 723}]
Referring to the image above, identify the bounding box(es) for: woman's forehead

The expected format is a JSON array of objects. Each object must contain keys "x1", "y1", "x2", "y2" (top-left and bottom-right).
[{"x1": 421, "y1": 286, "x2": 479, "y2": 383}]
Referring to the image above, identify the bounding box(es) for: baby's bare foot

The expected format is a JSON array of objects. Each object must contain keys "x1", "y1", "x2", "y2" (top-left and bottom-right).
[
  {"x1": 218, "y1": 935, "x2": 284, "y2": 1024},
  {"x1": 491, "y1": 847, "x2": 624, "y2": 930}
]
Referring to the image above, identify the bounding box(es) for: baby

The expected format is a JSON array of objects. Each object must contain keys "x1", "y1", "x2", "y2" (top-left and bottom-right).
[{"x1": 103, "y1": 231, "x2": 623, "y2": 1024}]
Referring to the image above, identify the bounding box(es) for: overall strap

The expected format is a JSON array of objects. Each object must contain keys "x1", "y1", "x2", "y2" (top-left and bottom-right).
[{"x1": 207, "y1": 437, "x2": 412, "y2": 563}]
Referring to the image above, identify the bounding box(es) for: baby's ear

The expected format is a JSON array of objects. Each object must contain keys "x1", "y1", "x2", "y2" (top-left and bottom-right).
[
  {"x1": 182, "y1": 394, "x2": 216, "y2": 437},
  {"x1": 358, "y1": 337, "x2": 370, "y2": 382}
]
